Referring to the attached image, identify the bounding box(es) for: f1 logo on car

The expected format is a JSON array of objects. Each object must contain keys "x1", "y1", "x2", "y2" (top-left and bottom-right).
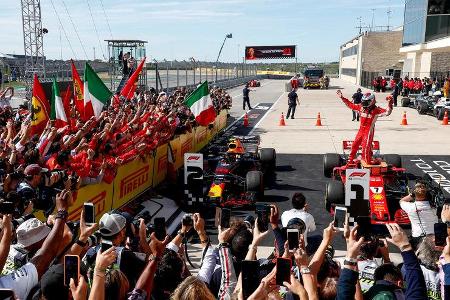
[
  {"x1": 187, "y1": 155, "x2": 201, "y2": 161},
  {"x1": 349, "y1": 172, "x2": 367, "y2": 177}
]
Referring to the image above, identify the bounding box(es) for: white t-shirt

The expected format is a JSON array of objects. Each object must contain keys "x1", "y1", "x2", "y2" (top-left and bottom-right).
[
  {"x1": 0, "y1": 262, "x2": 38, "y2": 300},
  {"x1": 281, "y1": 209, "x2": 316, "y2": 245},
  {"x1": 400, "y1": 201, "x2": 438, "y2": 237},
  {"x1": 420, "y1": 265, "x2": 441, "y2": 300},
  {"x1": 358, "y1": 259, "x2": 383, "y2": 293}
]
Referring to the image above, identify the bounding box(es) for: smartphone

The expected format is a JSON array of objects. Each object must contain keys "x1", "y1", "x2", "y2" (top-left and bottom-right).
[
  {"x1": 241, "y1": 260, "x2": 260, "y2": 299},
  {"x1": 334, "y1": 206, "x2": 347, "y2": 231},
  {"x1": 0, "y1": 289, "x2": 15, "y2": 300},
  {"x1": 356, "y1": 216, "x2": 371, "y2": 240},
  {"x1": 101, "y1": 240, "x2": 113, "y2": 252},
  {"x1": 276, "y1": 257, "x2": 291, "y2": 286},
  {"x1": 371, "y1": 224, "x2": 390, "y2": 238},
  {"x1": 214, "y1": 207, "x2": 221, "y2": 227},
  {"x1": 0, "y1": 202, "x2": 14, "y2": 214},
  {"x1": 64, "y1": 255, "x2": 80, "y2": 286},
  {"x1": 83, "y1": 203, "x2": 95, "y2": 225},
  {"x1": 287, "y1": 229, "x2": 299, "y2": 252},
  {"x1": 220, "y1": 208, "x2": 231, "y2": 228},
  {"x1": 255, "y1": 203, "x2": 270, "y2": 232},
  {"x1": 154, "y1": 217, "x2": 166, "y2": 241},
  {"x1": 434, "y1": 223, "x2": 448, "y2": 247}
]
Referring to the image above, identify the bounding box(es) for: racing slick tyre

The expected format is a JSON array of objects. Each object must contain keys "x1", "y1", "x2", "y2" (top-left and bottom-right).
[
  {"x1": 325, "y1": 180, "x2": 344, "y2": 212},
  {"x1": 384, "y1": 154, "x2": 402, "y2": 168},
  {"x1": 323, "y1": 153, "x2": 342, "y2": 178},
  {"x1": 417, "y1": 102, "x2": 428, "y2": 115},
  {"x1": 401, "y1": 98, "x2": 410, "y2": 107},
  {"x1": 259, "y1": 148, "x2": 276, "y2": 172},
  {"x1": 246, "y1": 171, "x2": 264, "y2": 198}
]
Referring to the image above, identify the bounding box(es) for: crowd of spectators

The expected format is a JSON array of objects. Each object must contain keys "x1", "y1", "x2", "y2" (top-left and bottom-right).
[
  {"x1": 373, "y1": 76, "x2": 450, "y2": 98},
  {"x1": 0, "y1": 79, "x2": 237, "y2": 299}
]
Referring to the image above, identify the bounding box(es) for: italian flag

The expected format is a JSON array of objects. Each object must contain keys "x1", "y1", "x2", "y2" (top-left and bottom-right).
[
  {"x1": 50, "y1": 79, "x2": 68, "y2": 128},
  {"x1": 184, "y1": 81, "x2": 216, "y2": 126},
  {"x1": 83, "y1": 63, "x2": 112, "y2": 119}
]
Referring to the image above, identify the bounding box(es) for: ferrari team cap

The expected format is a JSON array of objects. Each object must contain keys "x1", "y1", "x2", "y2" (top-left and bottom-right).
[
  {"x1": 24, "y1": 164, "x2": 48, "y2": 176},
  {"x1": 99, "y1": 212, "x2": 126, "y2": 237}
]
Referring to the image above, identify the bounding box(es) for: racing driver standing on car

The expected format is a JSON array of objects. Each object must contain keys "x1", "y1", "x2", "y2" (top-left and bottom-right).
[{"x1": 337, "y1": 90, "x2": 393, "y2": 165}]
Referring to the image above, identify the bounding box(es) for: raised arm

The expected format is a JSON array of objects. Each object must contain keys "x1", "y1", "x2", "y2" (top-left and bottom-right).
[
  {"x1": 376, "y1": 95, "x2": 394, "y2": 117},
  {"x1": 0, "y1": 215, "x2": 12, "y2": 271},
  {"x1": 30, "y1": 190, "x2": 72, "y2": 279},
  {"x1": 337, "y1": 90, "x2": 359, "y2": 111}
]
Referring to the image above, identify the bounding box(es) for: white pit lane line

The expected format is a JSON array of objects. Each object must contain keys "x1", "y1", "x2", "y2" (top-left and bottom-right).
[
  {"x1": 224, "y1": 103, "x2": 261, "y2": 132},
  {"x1": 248, "y1": 92, "x2": 286, "y2": 135}
]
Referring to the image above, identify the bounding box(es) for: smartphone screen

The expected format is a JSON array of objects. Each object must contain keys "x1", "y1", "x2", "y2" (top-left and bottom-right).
[
  {"x1": 0, "y1": 202, "x2": 15, "y2": 215},
  {"x1": 356, "y1": 216, "x2": 371, "y2": 240},
  {"x1": 287, "y1": 229, "x2": 299, "y2": 251},
  {"x1": 334, "y1": 207, "x2": 347, "y2": 229},
  {"x1": 276, "y1": 258, "x2": 291, "y2": 286},
  {"x1": 83, "y1": 203, "x2": 95, "y2": 225},
  {"x1": 154, "y1": 217, "x2": 166, "y2": 241},
  {"x1": 241, "y1": 260, "x2": 260, "y2": 299},
  {"x1": 434, "y1": 223, "x2": 448, "y2": 247},
  {"x1": 0, "y1": 289, "x2": 15, "y2": 300},
  {"x1": 64, "y1": 255, "x2": 80, "y2": 286},
  {"x1": 371, "y1": 224, "x2": 390, "y2": 238},
  {"x1": 255, "y1": 204, "x2": 270, "y2": 232},
  {"x1": 101, "y1": 240, "x2": 113, "y2": 252},
  {"x1": 220, "y1": 208, "x2": 231, "y2": 228}
]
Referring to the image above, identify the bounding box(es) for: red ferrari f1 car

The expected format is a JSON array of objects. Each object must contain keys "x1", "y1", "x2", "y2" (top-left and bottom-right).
[{"x1": 323, "y1": 141, "x2": 411, "y2": 225}]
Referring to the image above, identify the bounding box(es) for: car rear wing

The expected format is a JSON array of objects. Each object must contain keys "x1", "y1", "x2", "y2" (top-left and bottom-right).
[{"x1": 342, "y1": 140, "x2": 380, "y2": 155}]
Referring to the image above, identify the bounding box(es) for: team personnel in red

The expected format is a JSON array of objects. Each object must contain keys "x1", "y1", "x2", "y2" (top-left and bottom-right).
[{"x1": 337, "y1": 90, "x2": 393, "y2": 165}]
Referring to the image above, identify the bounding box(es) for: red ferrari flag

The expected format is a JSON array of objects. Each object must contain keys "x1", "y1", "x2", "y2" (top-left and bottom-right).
[
  {"x1": 30, "y1": 74, "x2": 50, "y2": 136},
  {"x1": 71, "y1": 60, "x2": 85, "y2": 119},
  {"x1": 120, "y1": 57, "x2": 146, "y2": 100}
]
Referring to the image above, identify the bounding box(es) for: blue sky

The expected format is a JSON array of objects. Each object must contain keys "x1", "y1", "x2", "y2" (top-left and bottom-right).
[{"x1": 0, "y1": 0, "x2": 404, "y2": 63}]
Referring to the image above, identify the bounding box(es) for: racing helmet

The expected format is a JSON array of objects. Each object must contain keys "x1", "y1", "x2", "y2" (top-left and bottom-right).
[{"x1": 361, "y1": 93, "x2": 376, "y2": 108}]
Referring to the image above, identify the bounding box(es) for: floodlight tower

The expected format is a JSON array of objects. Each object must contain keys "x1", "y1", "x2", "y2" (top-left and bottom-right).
[{"x1": 21, "y1": 0, "x2": 46, "y2": 86}]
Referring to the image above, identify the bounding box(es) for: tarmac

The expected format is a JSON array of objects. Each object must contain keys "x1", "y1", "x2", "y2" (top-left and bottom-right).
[
  {"x1": 185, "y1": 78, "x2": 450, "y2": 272},
  {"x1": 244, "y1": 79, "x2": 450, "y2": 155}
]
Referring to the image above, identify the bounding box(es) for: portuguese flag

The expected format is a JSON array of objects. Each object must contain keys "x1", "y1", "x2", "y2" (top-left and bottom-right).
[
  {"x1": 184, "y1": 81, "x2": 216, "y2": 126},
  {"x1": 50, "y1": 79, "x2": 68, "y2": 128},
  {"x1": 30, "y1": 74, "x2": 50, "y2": 136},
  {"x1": 83, "y1": 62, "x2": 112, "y2": 119}
]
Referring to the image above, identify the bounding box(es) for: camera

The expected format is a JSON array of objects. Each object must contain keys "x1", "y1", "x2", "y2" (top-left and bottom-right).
[{"x1": 182, "y1": 213, "x2": 193, "y2": 227}]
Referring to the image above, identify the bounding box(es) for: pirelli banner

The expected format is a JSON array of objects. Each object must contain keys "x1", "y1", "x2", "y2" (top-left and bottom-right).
[
  {"x1": 55, "y1": 110, "x2": 228, "y2": 221},
  {"x1": 69, "y1": 182, "x2": 114, "y2": 222},
  {"x1": 113, "y1": 157, "x2": 154, "y2": 209}
]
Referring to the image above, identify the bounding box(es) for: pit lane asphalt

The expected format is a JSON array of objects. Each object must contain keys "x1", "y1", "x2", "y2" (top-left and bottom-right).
[{"x1": 207, "y1": 79, "x2": 450, "y2": 252}]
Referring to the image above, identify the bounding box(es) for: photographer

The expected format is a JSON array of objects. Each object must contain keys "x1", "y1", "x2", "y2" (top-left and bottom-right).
[
  {"x1": 400, "y1": 182, "x2": 438, "y2": 246},
  {"x1": 17, "y1": 164, "x2": 65, "y2": 216}
]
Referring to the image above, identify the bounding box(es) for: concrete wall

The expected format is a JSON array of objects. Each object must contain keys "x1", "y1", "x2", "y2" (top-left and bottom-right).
[
  {"x1": 361, "y1": 31, "x2": 403, "y2": 73},
  {"x1": 430, "y1": 52, "x2": 450, "y2": 73}
]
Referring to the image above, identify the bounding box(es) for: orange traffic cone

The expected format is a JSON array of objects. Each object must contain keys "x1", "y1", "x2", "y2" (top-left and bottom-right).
[
  {"x1": 279, "y1": 113, "x2": 286, "y2": 126},
  {"x1": 315, "y1": 112, "x2": 322, "y2": 126},
  {"x1": 243, "y1": 113, "x2": 249, "y2": 127},
  {"x1": 442, "y1": 110, "x2": 449, "y2": 125},
  {"x1": 401, "y1": 111, "x2": 408, "y2": 126}
]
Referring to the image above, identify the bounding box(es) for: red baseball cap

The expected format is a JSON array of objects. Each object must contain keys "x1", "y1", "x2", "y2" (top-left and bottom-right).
[{"x1": 24, "y1": 164, "x2": 48, "y2": 176}]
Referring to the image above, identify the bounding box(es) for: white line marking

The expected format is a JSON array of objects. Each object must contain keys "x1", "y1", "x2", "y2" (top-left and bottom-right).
[
  {"x1": 248, "y1": 92, "x2": 286, "y2": 135},
  {"x1": 224, "y1": 103, "x2": 261, "y2": 132}
]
